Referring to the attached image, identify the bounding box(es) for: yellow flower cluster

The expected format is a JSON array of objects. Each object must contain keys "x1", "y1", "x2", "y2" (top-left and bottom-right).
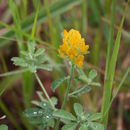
[{"x1": 58, "y1": 29, "x2": 89, "y2": 67}]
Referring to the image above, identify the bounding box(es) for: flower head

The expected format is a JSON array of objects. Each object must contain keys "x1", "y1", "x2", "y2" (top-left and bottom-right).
[{"x1": 58, "y1": 29, "x2": 89, "y2": 67}]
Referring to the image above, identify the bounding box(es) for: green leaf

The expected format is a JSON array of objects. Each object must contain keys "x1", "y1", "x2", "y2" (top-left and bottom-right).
[
  {"x1": 74, "y1": 103, "x2": 83, "y2": 116},
  {"x1": 36, "y1": 55, "x2": 47, "y2": 64},
  {"x1": 88, "y1": 69, "x2": 97, "y2": 80},
  {"x1": 20, "y1": 51, "x2": 29, "y2": 56},
  {"x1": 79, "y1": 124, "x2": 88, "y2": 130},
  {"x1": 48, "y1": 118, "x2": 55, "y2": 128},
  {"x1": 29, "y1": 65, "x2": 37, "y2": 73},
  {"x1": 38, "y1": 124, "x2": 46, "y2": 130},
  {"x1": 51, "y1": 76, "x2": 70, "y2": 92},
  {"x1": 24, "y1": 107, "x2": 44, "y2": 125},
  {"x1": 89, "y1": 122, "x2": 105, "y2": 130},
  {"x1": 84, "y1": 112, "x2": 92, "y2": 119},
  {"x1": 37, "y1": 64, "x2": 52, "y2": 71},
  {"x1": 62, "y1": 123, "x2": 78, "y2": 130},
  {"x1": 24, "y1": 106, "x2": 53, "y2": 125},
  {"x1": 24, "y1": 107, "x2": 44, "y2": 117},
  {"x1": 11, "y1": 57, "x2": 27, "y2": 67},
  {"x1": 40, "y1": 101, "x2": 53, "y2": 110},
  {"x1": 36, "y1": 91, "x2": 47, "y2": 101},
  {"x1": 79, "y1": 75, "x2": 89, "y2": 82},
  {"x1": 31, "y1": 100, "x2": 42, "y2": 107},
  {"x1": 35, "y1": 48, "x2": 45, "y2": 57},
  {"x1": 69, "y1": 86, "x2": 91, "y2": 97},
  {"x1": 61, "y1": 119, "x2": 71, "y2": 125},
  {"x1": 51, "y1": 97, "x2": 58, "y2": 106},
  {"x1": 87, "y1": 112, "x2": 102, "y2": 121},
  {"x1": 90, "y1": 82, "x2": 101, "y2": 87},
  {"x1": 53, "y1": 110, "x2": 76, "y2": 121},
  {"x1": 0, "y1": 75, "x2": 20, "y2": 96},
  {"x1": 28, "y1": 40, "x2": 36, "y2": 55},
  {"x1": 0, "y1": 124, "x2": 8, "y2": 130}
]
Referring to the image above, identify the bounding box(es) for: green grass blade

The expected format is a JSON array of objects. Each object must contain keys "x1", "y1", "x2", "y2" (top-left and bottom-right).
[
  {"x1": 44, "y1": 0, "x2": 58, "y2": 48},
  {"x1": 32, "y1": 0, "x2": 41, "y2": 9},
  {"x1": 81, "y1": 0, "x2": 87, "y2": 34},
  {"x1": 105, "y1": 0, "x2": 116, "y2": 77},
  {"x1": 0, "y1": 69, "x2": 28, "y2": 77},
  {"x1": 44, "y1": 0, "x2": 62, "y2": 64},
  {"x1": 89, "y1": 0, "x2": 101, "y2": 25},
  {"x1": 9, "y1": 0, "x2": 24, "y2": 50},
  {"x1": 31, "y1": 0, "x2": 40, "y2": 40},
  {"x1": 22, "y1": 0, "x2": 28, "y2": 19},
  {"x1": 0, "y1": 21, "x2": 51, "y2": 48},
  {"x1": 103, "y1": 67, "x2": 130, "y2": 119},
  {"x1": 104, "y1": 0, "x2": 111, "y2": 15},
  {"x1": 9, "y1": 0, "x2": 34, "y2": 109},
  {"x1": 101, "y1": 1, "x2": 129, "y2": 125},
  {"x1": 0, "y1": 75, "x2": 21, "y2": 96},
  {"x1": 90, "y1": 30, "x2": 101, "y2": 65},
  {"x1": 0, "y1": 54, "x2": 8, "y2": 72},
  {"x1": 0, "y1": 0, "x2": 82, "y2": 48},
  {"x1": 0, "y1": 99, "x2": 22, "y2": 130}
]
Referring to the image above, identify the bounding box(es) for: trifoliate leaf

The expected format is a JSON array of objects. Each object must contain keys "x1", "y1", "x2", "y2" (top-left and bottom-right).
[
  {"x1": 0, "y1": 124, "x2": 8, "y2": 130},
  {"x1": 24, "y1": 107, "x2": 44, "y2": 125},
  {"x1": 53, "y1": 110, "x2": 76, "y2": 121},
  {"x1": 28, "y1": 40, "x2": 36, "y2": 55},
  {"x1": 29, "y1": 65, "x2": 37, "y2": 73},
  {"x1": 37, "y1": 64, "x2": 52, "y2": 71},
  {"x1": 35, "y1": 48, "x2": 45, "y2": 57},
  {"x1": 11, "y1": 40, "x2": 53, "y2": 73},
  {"x1": 51, "y1": 97, "x2": 58, "y2": 106},
  {"x1": 89, "y1": 122, "x2": 105, "y2": 130},
  {"x1": 74, "y1": 103, "x2": 83, "y2": 116},
  {"x1": 88, "y1": 69, "x2": 97, "y2": 80},
  {"x1": 90, "y1": 82, "x2": 101, "y2": 87},
  {"x1": 51, "y1": 76, "x2": 70, "y2": 92},
  {"x1": 36, "y1": 55, "x2": 47, "y2": 64},
  {"x1": 20, "y1": 51, "x2": 29, "y2": 56},
  {"x1": 62, "y1": 123, "x2": 78, "y2": 130},
  {"x1": 11, "y1": 57, "x2": 27, "y2": 67},
  {"x1": 69, "y1": 86, "x2": 91, "y2": 97},
  {"x1": 87, "y1": 112, "x2": 102, "y2": 121},
  {"x1": 24, "y1": 106, "x2": 53, "y2": 125},
  {"x1": 79, "y1": 124, "x2": 88, "y2": 130},
  {"x1": 84, "y1": 112, "x2": 92, "y2": 119},
  {"x1": 47, "y1": 118, "x2": 55, "y2": 128},
  {"x1": 60, "y1": 119, "x2": 71, "y2": 125},
  {"x1": 79, "y1": 75, "x2": 89, "y2": 82},
  {"x1": 31, "y1": 100, "x2": 42, "y2": 107}
]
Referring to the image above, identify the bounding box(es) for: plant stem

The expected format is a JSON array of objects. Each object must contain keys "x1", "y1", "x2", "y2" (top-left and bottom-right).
[
  {"x1": 61, "y1": 64, "x2": 74, "y2": 108},
  {"x1": 55, "y1": 64, "x2": 74, "y2": 130},
  {"x1": 35, "y1": 73, "x2": 54, "y2": 109}
]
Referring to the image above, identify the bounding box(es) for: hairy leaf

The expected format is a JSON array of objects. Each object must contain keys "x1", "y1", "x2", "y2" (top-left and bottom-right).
[
  {"x1": 62, "y1": 123, "x2": 78, "y2": 130},
  {"x1": 53, "y1": 110, "x2": 76, "y2": 121},
  {"x1": 74, "y1": 103, "x2": 83, "y2": 116},
  {"x1": 51, "y1": 76, "x2": 70, "y2": 92}
]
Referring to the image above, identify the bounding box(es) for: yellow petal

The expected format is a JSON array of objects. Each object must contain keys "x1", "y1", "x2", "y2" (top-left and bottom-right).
[
  {"x1": 74, "y1": 55, "x2": 84, "y2": 67},
  {"x1": 64, "y1": 29, "x2": 68, "y2": 37}
]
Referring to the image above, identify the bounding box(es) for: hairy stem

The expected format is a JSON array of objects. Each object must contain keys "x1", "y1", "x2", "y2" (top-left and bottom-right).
[
  {"x1": 35, "y1": 73, "x2": 54, "y2": 109},
  {"x1": 55, "y1": 64, "x2": 74, "y2": 130}
]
